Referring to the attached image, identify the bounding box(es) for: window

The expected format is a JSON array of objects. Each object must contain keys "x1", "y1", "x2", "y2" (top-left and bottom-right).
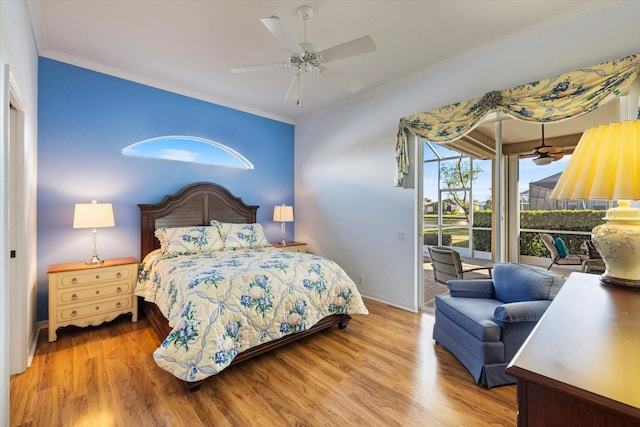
[
  {"x1": 518, "y1": 154, "x2": 607, "y2": 261},
  {"x1": 122, "y1": 135, "x2": 253, "y2": 169}
]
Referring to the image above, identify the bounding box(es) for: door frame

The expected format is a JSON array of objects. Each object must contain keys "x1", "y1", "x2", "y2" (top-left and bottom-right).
[{"x1": 6, "y1": 65, "x2": 31, "y2": 374}]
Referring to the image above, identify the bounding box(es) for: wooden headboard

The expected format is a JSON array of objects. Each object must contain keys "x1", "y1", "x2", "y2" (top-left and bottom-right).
[{"x1": 138, "y1": 182, "x2": 259, "y2": 259}]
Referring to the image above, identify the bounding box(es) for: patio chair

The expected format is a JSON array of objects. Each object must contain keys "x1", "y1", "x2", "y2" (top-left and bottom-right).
[
  {"x1": 538, "y1": 233, "x2": 588, "y2": 270},
  {"x1": 581, "y1": 240, "x2": 606, "y2": 274},
  {"x1": 428, "y1": 246, "x2": 493, "y2": 284}
]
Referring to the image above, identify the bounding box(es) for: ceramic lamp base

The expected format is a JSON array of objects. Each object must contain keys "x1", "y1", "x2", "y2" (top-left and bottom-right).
[
  {"x1": 592, "y1": 201, "x2": 640, "y2": 288},
  {"x1": 599, "y1": 274, "x2": 640, "y2": 288}
]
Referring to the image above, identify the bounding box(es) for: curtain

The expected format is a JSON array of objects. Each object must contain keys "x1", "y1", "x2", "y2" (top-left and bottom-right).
[{"x1": 395, "y1": 52, "x2": 640, "y2": 186}]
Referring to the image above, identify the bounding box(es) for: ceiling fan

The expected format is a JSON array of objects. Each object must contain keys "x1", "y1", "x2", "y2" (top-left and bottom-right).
[
  {"x1": 230, "y1": 5, "x2": 377, "y2": 106},
  {"x1": 530, "y1": 124, "x2": 573, "y2": 165}
]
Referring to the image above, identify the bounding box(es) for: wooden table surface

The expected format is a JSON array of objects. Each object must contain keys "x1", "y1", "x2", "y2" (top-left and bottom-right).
[{"x1": 507, "y1": 272, "x2": 640, "y2": 423}]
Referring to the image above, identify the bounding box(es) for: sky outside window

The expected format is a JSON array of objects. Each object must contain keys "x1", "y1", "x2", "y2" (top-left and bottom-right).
[{"x1": 424, "y1": 142, "x2": 569, "y2": 205}]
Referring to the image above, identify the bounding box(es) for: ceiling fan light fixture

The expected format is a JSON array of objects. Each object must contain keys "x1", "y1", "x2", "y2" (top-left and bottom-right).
[
  {"x1": 531, "y1": 123, "x2": 568, "y2": 165},
  {"x1": 533, "y1": 155, "x2": 553, "y2": 166},
  {"x1": 231, "y1": 5, "x2": 377, "y2": 104}
]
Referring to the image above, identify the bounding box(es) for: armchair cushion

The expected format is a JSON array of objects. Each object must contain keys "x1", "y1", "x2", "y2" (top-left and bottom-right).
[
  {"x1": 493, "y1": 300, "x2": 552, "y2": 325},
  {"x1": 492, "y1": 263, "x2": 564, "y2": 303},
  {"x1": 447, "y1": 279, "x2": 495, "y2": 299},
  {"x1": 435, "y1": 296, "x2": 502, "y2": 342}
]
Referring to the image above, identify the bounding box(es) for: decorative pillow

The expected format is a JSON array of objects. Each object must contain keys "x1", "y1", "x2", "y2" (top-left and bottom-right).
[
  {"x1": 155, "y1": 226, "x2": 224, "y2": 256},
  {"x1": 210, "y1": 220, "x2": 270, "y2": 250},
  {"x1": 554, "y1": 237, "x2": 568, "y2": 258}
]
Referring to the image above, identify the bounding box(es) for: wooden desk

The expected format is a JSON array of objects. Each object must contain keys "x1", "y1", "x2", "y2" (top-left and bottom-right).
[{"x1": 507, "y1": 273, "x2": 640, "y2": 426}]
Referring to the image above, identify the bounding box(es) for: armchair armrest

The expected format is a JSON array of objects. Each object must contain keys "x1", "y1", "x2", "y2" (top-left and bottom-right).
[
  {"x1": 447, "y1": 279, "x2": 495, "y2": 299},
  {"x1": 493, "y1": 300, "x2": 552, "y2": 325}
]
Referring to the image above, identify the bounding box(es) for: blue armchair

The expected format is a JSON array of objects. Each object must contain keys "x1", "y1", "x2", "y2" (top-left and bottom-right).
[{"x1": 433, "y1": 263, "x2": 565, "y2": 388}]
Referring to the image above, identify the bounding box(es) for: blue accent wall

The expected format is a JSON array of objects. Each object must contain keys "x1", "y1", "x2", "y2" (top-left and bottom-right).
[{"x1": 37, "y1": 58, "x2": 294, "y2": 321}]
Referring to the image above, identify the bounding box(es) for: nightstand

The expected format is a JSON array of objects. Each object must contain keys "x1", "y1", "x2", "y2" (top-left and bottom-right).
[
  {"x1": 47, "y1": 257, "x2": 139, "y2": 342},
  {"x1": 272, "y1": 241, "x2": 308, "y2": 253}
]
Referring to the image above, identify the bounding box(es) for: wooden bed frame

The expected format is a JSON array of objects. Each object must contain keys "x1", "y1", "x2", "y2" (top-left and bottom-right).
[{"x1": 138, "y1": 182, "x2": 351, "y2": 391}]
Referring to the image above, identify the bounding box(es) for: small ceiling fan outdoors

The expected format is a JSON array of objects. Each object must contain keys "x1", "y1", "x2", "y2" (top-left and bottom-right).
[
  {"x1": 230, "y1": 5, "x2": 377, "y2": 106},
  {"x1": 530, "y1": 124, "x2": 573, "y2": 165}
]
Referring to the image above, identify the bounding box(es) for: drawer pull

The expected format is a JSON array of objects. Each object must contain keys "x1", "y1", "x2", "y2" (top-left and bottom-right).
[
  {"x1": 116, "y1": 302, "x2": 122, "y2": 308},
  {"x1": 116, "y1": 272, "x2": 122, "y2": 278},
  {"x1": 116, "y1": 287, "x2": 122, "y2": 293},
  {"x1": 96, "y1": 306, "x2": 100, "y2": 311},
  {"x1": 71, "y1": 310, "x2": 77, "y2": 317},
  {"x1": 71, "y1": 278, "x2": 78, "y2": 284},
  {"x1": 71, "y1": 294, "x2": 78, "y2": 301},
  {"x1": 95, "y1": 275, "x2": 100, "y2": 279},
  {"x1": 95, "y1": 290, "x2": 100, "y2": 295}
]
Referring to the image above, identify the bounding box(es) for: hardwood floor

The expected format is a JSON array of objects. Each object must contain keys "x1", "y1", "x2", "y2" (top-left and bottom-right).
[{"x1": 10, "y1": 299, "x2": 517, "y2": 426}]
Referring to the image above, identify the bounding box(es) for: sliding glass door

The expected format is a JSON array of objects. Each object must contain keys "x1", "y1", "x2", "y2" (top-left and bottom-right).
[{"x1": 423, "y1": 142, "x2": 492, "y2": 258}]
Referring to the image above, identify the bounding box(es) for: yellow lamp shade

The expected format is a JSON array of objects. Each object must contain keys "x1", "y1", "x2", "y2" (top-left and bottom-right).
[
  {"x1": 550, "y1": 120, "x2": 640, "y2": 201},
  {"x1": 551, "y1": 120, "x2": 640, "y2": 287}
]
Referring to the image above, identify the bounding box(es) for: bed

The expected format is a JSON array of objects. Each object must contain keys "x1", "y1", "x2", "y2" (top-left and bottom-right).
[{"x1": 135, "y1": 182, "x2": 368, "y2": 390}]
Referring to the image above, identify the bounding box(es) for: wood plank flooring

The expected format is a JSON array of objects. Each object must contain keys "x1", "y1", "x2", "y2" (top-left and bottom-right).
[{"x1": 10, "y1": 299, "x2": 517, "y2": 426}]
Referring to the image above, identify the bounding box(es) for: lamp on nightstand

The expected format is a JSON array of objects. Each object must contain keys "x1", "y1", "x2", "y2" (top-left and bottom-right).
[
  {"x1": 273, "y1": 204, "x2": 293, "y2": 246},
  {"x1": 73, "y1": 200, "x2": 115, "y2": 264},
  {"x1": 550, "y1": 120, "x2": 640, "y2": 287}
]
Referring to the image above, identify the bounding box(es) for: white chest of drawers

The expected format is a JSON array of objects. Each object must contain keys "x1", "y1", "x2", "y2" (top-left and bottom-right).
[{"x1": 47, "y1": 257, "x2": 139, "y2": 342}]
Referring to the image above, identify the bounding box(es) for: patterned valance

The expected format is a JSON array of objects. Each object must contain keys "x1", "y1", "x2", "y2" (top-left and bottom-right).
[{"x1": 395, "y1": 53, "x2": 640, "y2": 186}]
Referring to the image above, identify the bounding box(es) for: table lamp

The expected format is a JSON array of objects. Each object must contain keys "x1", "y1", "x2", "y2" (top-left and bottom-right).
[
  {"x1": 73, "y1": 200, "x2": 115, "y2": 264},
  {"x1": 550, "y1": 120, "x2": 640, "y2": 287},
  {"x1": 273, "y1": 204, "x2": 293, "y2": 246}
]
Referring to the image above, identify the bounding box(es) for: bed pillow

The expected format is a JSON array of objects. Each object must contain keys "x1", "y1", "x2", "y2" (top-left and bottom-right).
[
  {"x1": 155, "y1": 226, "x2": 224, "y2": 256},
  {"x1": 554, "y1": 237, "x2": 568, "y2": 258},
  {"x1": 210, "y1": 220, "x2": 271, "y2": 250}
]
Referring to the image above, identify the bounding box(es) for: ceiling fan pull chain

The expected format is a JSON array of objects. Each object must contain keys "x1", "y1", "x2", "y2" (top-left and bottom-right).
[{"x1": 297, "y1": 68, "x2": 301, "y2": 106}]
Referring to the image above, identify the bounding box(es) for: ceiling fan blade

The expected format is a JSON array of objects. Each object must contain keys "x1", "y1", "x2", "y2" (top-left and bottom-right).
[
  {"x1": 551, "y1": 147, "x2": 574, "y2": 160},
  {"x1": 285, "y1": 72, "x2": 308, "y2": 104},
  {"x1": 537, "y1": 145, "x2": 564, "y2": 155},
  {"x1": 230, "y1": 63, "x2": 290, "y2": 73},
  {"x1": 260, "y1": 16, "x2": 303, "y2": 54},
  {"x1": 319, "y1": 35, "x2": 377, "y2": 63},
  {"x1": 319, "y1": 67, "x2": 364, "y2": 93}
]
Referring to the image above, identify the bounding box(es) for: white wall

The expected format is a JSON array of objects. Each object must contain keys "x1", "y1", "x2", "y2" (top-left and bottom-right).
[
  {"x1": 294, "y1": 1, "x2": 640, "y2": 311},
  {"x1": 0, "y1": 0, "x2": 39, "y2": 425}
]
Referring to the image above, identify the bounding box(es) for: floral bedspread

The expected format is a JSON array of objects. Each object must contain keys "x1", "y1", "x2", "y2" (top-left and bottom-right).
[{"x1": 135, "y1": 248, "x2": 368, "y2": 382}]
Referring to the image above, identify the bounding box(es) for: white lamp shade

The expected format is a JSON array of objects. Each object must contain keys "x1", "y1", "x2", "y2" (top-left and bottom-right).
[
  {"x1": 73, "y1": 201, "x2": 115, "y2": 228},
  {"x1": 550, "y1": 120, "x2": 640, "y2": 201},
  {"x1": 273, "y1": 205, "x2": 294, "y2": 222}
]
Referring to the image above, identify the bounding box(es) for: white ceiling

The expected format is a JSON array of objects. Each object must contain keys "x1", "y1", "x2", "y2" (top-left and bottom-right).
[{"x1": 27, "y1": 0, "x2": 598, "y2": 124}]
